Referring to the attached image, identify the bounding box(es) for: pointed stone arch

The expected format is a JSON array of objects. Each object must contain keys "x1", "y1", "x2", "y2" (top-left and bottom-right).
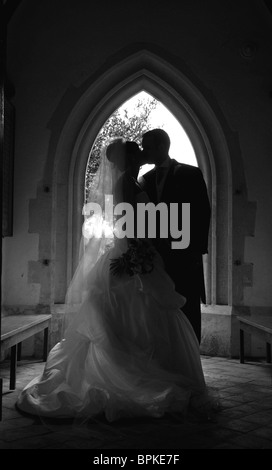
[{"x1": 49, "y1": 48, "x2": 242, "y2": 354}]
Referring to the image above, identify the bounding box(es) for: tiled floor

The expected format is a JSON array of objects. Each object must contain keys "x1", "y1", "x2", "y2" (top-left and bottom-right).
[{"x1": 0, "y1": 356, "x2": 272, "y2": 450}]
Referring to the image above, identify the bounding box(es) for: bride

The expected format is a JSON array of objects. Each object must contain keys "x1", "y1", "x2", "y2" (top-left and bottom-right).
[{"x1": 16, "y1": 138, "x2": 213, "y2": 422}]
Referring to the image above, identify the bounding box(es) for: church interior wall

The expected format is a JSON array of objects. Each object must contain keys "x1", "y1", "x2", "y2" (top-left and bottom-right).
[{"x1": 2, "y1": 0, "x2": 272, "y2": 358}]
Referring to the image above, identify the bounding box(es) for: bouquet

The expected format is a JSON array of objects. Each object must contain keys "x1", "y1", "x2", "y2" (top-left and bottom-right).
[{"x1": 110, "y1": 238, "x2": 155, "y2": 277}]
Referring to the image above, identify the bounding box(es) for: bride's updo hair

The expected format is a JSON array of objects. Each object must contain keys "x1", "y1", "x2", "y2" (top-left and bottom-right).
[
  {"x1": 106, "y1": 138, "x2": 140, "y2": 170},
  {"x1": 105, "y1": 138, "x2": 126, "y2": 170}
]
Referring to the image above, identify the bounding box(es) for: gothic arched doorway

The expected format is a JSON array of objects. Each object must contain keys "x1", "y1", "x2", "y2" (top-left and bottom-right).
[{"x1": 51, "y1": 48, "x2": 235, "y2": 355}]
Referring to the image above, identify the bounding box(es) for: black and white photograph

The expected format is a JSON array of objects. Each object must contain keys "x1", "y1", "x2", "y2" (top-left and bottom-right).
[{"x1": 1, "y1": 0, "x2": 272, "y2": 454}]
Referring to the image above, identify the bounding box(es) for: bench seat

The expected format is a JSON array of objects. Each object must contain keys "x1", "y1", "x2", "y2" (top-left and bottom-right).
[
  {"x1": 1, "y1": 314, "x2": 52, "y2": 389},
  {"x1": 237, "y1": 315, "x2": 272, "y2": 364}
]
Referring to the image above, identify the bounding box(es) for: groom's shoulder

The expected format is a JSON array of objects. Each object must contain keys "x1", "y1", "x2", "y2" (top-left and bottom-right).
[{"x1": 172, "y1": 160, "x2": 202, "y2": 178}]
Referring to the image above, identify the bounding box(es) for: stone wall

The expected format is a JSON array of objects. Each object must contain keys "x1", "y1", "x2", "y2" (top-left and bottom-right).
[{"x1": 2, "y1": 0, "x2": 272, "y2": 357}]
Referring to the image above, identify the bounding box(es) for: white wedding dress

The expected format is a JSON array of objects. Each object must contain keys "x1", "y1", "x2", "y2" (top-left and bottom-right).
[
  {"x1": 16, "y1": 142, "x2": 213, "y2": 422},
  {"x1": 16, "y1": 237, "x2": 211, "y2": 421}
]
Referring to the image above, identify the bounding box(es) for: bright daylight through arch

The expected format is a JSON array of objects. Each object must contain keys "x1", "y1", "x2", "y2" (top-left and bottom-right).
[
  {"x1": 118, "y1": 91, "x2": 198, "y2": 177},
  {"x1": 85, "y1": 91, "x2": 198, "y2": 198}
]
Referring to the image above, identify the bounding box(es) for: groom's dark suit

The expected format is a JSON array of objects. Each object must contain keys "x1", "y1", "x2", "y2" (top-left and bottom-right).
[{"x1": 140, "y1": 158, "x2": 211, "y2": 343}]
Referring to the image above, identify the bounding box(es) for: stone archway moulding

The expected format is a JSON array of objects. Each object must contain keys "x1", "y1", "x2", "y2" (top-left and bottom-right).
[{"x1": 52, "y1": 49, "x2": 233, "y2": 309}]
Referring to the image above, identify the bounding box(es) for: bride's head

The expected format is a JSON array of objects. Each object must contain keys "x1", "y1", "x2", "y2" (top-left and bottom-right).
[{"x1": 106, "y1": 138, "x2": 143, "y2": 172}]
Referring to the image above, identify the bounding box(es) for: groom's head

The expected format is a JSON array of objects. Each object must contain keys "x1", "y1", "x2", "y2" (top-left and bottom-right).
[{"x1": 142, "y1": 129, "x2": 170, "y2": 166}]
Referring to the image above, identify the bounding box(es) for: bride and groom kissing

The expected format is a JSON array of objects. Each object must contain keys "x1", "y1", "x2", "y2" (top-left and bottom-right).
[
  {"x1": 16, "y1": 128, "x2": 213, "y2": 422},
  {"x1": 108, "y1": 128, "x2": 211, "y2": 344}
]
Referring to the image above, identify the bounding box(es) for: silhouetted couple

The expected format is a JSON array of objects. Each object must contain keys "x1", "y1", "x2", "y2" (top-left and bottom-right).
[{"x1": 16, "y1": 129, "x2": 212, "y2": 422}]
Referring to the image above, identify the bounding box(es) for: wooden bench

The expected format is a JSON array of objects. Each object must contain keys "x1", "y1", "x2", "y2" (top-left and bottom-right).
[
  {"x1": 1, "y1": 314, "x2": 51, "y2": 390},
  {"x1": 237, "y1": 315, "x2": 272, "y2": 364}
]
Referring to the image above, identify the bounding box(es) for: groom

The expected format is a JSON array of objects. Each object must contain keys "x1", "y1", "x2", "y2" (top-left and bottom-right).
[{"x1": 139, "y1": 129, "x2": 211, "y2": 343}]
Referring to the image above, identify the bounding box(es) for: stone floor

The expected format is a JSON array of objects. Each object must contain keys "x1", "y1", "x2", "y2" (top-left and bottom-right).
[{"x1": 0, "y1": 356, "x2": 272, "y2": 451}]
